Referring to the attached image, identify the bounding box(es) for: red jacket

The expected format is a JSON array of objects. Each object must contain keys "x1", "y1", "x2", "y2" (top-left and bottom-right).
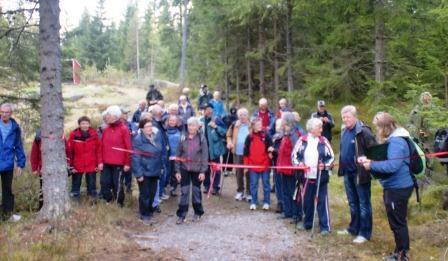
[
  {"x1": 243, "y1": 131, "x2": 273, "y2": 173},
  {"x1": 277, "y1": 136, "x2": 294, "y2": 175},
  {"x1": 101, "y1": 121, "x2": 131, "y2": 166},
  {"x1": 30, "y1": 139, "x2": 42, "y2": 176},
  {"x1": 67, "y1": 127, "x2": 102, "y2": 173}
]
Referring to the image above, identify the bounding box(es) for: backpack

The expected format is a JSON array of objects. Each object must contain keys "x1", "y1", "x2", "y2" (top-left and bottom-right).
[
  {"x1": 434, "y1": 128, "x2": 448, "y2": 161},
  {"x1": 403, "y1": 137, "x2": 426, "y2": 179}
]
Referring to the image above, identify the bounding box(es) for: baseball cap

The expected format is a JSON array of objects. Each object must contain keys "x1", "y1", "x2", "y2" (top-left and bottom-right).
[{"x1": 317, "y1": 100, "x2": 326, "y2": 107}]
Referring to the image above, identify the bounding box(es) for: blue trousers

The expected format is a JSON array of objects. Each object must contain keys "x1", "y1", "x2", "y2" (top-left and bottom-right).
[
  {"x1": 281, "y1": 174, "x2": 300, "y2": 218},
  {"x1": 249, "y1": 170, "x2": 270, "y2": 205},
  {"x1": 344, "y1": 174, "x2": 372, "y2": 239},
  {"x1": 302, "y1": 178, "x2": 331, "y2": 232}
]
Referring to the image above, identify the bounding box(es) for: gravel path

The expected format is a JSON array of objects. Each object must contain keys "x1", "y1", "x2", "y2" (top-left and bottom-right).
[{"x1": 133, "y1": 174, "x2": 321, "y2": 260}]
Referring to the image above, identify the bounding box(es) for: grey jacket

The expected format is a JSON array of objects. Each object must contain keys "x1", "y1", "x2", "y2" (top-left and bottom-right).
[{"x1": 175, "y1": 133, "x2": 209, "y2": 173}]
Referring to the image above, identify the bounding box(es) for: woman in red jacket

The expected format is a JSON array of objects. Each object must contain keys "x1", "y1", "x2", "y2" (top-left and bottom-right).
[
  {"x1": 30, "y1": 130, "x2": 43, "y2": 209},
  {"x1": 67, "y1": 116, "x2": 102, "y2": 201},
  {"x1": 244, "y1": 118, "x2": 274, "y2": 211}
]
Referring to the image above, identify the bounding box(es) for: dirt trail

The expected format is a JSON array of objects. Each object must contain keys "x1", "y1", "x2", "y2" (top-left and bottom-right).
[{"x1": 132, "y1": 174, "x2": 325, "y2": 260}]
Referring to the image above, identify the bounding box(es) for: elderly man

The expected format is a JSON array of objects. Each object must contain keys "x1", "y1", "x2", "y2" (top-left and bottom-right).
[
  {"x1": 99, "y1": 105, "x2": 132, "y2": 206},
  {"x1": 311, "y1": 100, "x2": 334, "y2": 143},
  {"x1": 226, "y1": 108, "x2": 251, "y2": 201},
  {"x1": 252, "y1": 98, "x2": 276, "y2": 135},
  {"x1": 210, "y1": 91, "x2": 226, "y2": 118},
  {"x1": 337, "y1": 105, "x2": 377, "y2": 244},
  {"x1": 178, "y1": 95, "x2": 195, "y2": 130},
  {"x1": 276, "y1": 98, "x2": 291, "y2": 119},
  {"x1": 197, "y1": 84, "x2": 213, "y2": 109},
  {"x1": 0, "y1": 103, "x2": 25, "y2": 221},
  {"x1": 132, "y1": 100, "x2": 147, "y2": 124}
]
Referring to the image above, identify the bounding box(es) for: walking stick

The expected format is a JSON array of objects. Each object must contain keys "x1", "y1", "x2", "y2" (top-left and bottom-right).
[
  {"x1": 311, "y1": 162, "x2": 322, "y2": 238},
  {"x1": 117, "y1": 168, "x2": 124, "y2": 203},
  {"x1": 219, "y1": 153, "x2": 231, "y2": 194}
]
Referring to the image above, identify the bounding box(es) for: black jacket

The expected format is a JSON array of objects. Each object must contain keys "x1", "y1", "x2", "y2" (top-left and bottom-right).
[{"x1": 146, "y1": 89, "x2": 163, "y2": 105}]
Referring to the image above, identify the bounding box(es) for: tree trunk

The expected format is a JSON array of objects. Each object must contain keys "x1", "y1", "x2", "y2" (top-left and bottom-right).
[
  {"x1": 224, "y1": 28, "x2": 230, "y2": 111},
  {"x1": 179, "y1": 0, "x2": 189, "y2": 88},
  {"x1": 39, "y1": 0, "x2": 70, "y2": 220},
  {"x1": 444, "y1": 72, "x2": 448, "y2": 108},
  {"x1": 374, "y1": 0, "x2": 386, "y2": 83},
  {"x1": 273, "y1": 16, "x2": 280, "y2": 104},
  {"x1": 258, "y1": 21, "x2": 265, "y2": 97},
  {"x1": 285, "y1": 0, "x2": 294, "y2": 105},
  {"x1": 246, "y1": 26, "x2": 252, "y2": 106},
  {"x1": 150, "y1": 0, "x2": 156, "y2": 83},
  {"x1": 236, "y1": 69, "x2": 240, "y2": 106}
]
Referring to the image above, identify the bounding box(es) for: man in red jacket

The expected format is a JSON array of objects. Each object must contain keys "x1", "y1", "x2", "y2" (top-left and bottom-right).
[
  {"x1": 67, "y1": 116, "x2": 102, "y2": 202},
  {"x1": 99, "y1": 106, "x2": 131, "y2": 206}
]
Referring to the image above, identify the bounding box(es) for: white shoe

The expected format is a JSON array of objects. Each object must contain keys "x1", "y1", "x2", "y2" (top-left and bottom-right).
[
  {"x1": 246, "y1": 195, "x2": 252, "y2": 202},
  {"x1": 250, "y1": 204, "x2": 257, "y2": 210},
  {"x1": 234, "y1": 192, "x2": 243, "y2": 201},
  {"x1": 262, "y1": 203, "x2": 270, "y2": 210},
  {"x1": 9, "y1": 214, "x2": 21, "y2": 222},
  {"x1": 353, "y1": 236, "x2": 368, "y2": 244},
  {"x1": 337, "y1": 229, "x2": 350, "y2": 235}
]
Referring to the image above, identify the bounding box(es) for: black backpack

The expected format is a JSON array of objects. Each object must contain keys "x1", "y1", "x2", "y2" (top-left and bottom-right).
[{"x1": 434, "y1": 128, "x2": 448, "y2": 159}]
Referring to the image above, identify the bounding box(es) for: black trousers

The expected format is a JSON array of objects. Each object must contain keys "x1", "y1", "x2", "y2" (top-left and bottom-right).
[
  {"x1": 383, "y1": 186, "x2": 413, "y2": 253},
  {"x1": 100, "y1": 164, "x2": 125, "y2": 205},
  {"x1": 0, "y1": 170, "x2": 14, "y2": 217},
  {"x1": 177, "y1": 170, "x2": 204, "y2": 219},
  {"x1": 137, "y1": 176, "x2": 158, "y2": 218}
]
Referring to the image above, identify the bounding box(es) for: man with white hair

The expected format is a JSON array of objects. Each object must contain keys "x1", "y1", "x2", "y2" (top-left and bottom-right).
[
  {"x1": 252, "y1": 98, "x2": 276, "y2": 135},
  {"x1": 132, "y1": 100, "x2": 147, "y2": 124},
  {"x1": 0, "y1": 103, "x2": 25, "y2": 221},
  {"x1": 178, "y1": 95, "x2": 195, "y2": 130},
  {"x1": 337, "y1": 105, "x2": 377, "y2": 244},
  {"x1": 99, "y1": 105, "x2": 132, "y2": 206},
  {"x1": 275, "y1": 98, "x2": 291, "y2": 119}
]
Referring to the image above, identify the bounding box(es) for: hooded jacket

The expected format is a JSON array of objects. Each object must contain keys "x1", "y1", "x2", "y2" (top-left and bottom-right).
[{"x1": 0, "y1": 117, "x2": 26, "y2": 172}]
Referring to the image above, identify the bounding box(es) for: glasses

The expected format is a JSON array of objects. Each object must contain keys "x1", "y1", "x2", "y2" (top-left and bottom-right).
[{"x1": 1, "y1": 111, "x2": 12, "y2": 114}]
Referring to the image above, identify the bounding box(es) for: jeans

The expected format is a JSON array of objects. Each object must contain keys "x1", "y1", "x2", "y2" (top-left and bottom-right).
[
  {"x1": 344, "y1": 174, "x2": 372, "y2": 239},
  {"x1": 0, "y1": 170, "x2": 14, "y2": 217},
  {"x1": 71, "y1": 172, "x2": 97, "y2": 199},
  {"x1": 176, "y1": 169, "x2": 204, "y2": 218},
  {"x1": 100, "y1": 164, "x2": 125, "y2": 205},
  {"x1": 249, "y1": 170, "x2": 270, "y2": 205},
  {"x1": 137, "y1": 176, "x2": 158, "y2": 219}
]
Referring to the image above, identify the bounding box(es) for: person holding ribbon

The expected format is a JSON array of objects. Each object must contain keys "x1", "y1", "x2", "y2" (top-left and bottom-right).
[
  {"x1": 292, "y1": 117, "x2": 334, "y2": 235},
  {"x1": 175, "y1": 117, "x2": 209, "y2": 224},
  {"x1": 132, "y1": 118, "x2": 166, "y2": 225}
]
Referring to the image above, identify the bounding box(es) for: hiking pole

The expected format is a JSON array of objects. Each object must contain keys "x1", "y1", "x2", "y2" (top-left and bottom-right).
[
  {"x1": 219, "y1": 153, "x2": 231, "y2": 195},
  {"x1": 311, "y1": 162, "x2": 322, "y2": 238},
  {"x1": 117, "y1": 167, "x2": 123, "y2": 204}
]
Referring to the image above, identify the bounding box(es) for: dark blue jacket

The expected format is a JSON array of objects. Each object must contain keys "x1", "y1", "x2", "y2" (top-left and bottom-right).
[
  {"x1": 0, "y1": 117, "x2": 26, "y2": 172},
  {"x1": 167, "y1": 127, "x2": 181, "y2": 157},
  {"x1": 370, "y1": 128, "x2": 414, "y2": 189},
  {"x1": 131, "y1": 132, "x2": 166, "y2": 178}
]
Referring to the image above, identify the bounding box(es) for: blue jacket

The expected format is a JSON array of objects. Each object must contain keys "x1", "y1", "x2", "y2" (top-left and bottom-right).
[
  {"x1": 0, "y1": 117, "x2": 26, "y2": 172},
  {"x1": 131, "y1": 132, "x2": 166, "y2": 178},
  {"x1": 210, "y1": 99, "x2": 226, "y2": 118},
  {"x1": 370, "y1": 128, "x2": 414, "y2": 189},
  {"x1": 167, "y1": 127, "x2": 181, "y2": 157},
  {"x1": 201, "y1": 116, "x2": 227, "y2": 160}
]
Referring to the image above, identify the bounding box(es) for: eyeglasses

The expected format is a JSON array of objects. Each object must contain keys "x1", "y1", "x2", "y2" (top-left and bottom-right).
[{"x1": 0, "y1": 111, "x2": 12, "y2": 114}]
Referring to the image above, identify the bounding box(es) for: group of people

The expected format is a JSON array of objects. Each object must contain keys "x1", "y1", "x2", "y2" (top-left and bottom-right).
[{"x1": 1, "y1": 85, "x2": 440, "y2": 261}]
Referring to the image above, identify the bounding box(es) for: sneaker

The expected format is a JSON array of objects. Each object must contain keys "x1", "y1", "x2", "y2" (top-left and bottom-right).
[
  {"x1": 262, "y1": 203, "x2": 270, "y2": 210},
  {"x1": 337, "y1": 229, "x2": 351, "y2": 235},
  {"x1": 353, "y1": 235, "x2": 368, "y2": 244},
  {"x1": 320, "y1": 230, "x2": 330, "y2": 236},
  {"x1": 176, "y1": 217, "x2": 186, "y2": 225},
  {"x1": 161, "y1": 193, "x2": 170, "y2": 200},
  {"x1": 192, "y1": 214, "x2": 201, "y2": 222},
  {"x1": 246, "y1": 195, "x2": 252, "y2": 202},
  {"x1": 234, "y1": 192, "x2": 244, "y2": 201},
  {"x1": 9, "y1": 214, "x2": 21, "y2": 222},
  {"x1": 250, "y1": 204, "x2": 257, "y2": 210}
]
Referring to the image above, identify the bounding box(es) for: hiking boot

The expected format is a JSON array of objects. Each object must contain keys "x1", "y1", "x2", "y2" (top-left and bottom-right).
[
  {"x1": 176, "y1": 217, "x2": 186, "y2": 225},
  {"x1": 235, "y1": 192, "x2": 244, "y2": 201},
  {"x1": 353, "y1": 235, "x2": 368, "y2": 244},
  {"x1": 192, "y1": 214, "x2": 202, "y2": 222}
]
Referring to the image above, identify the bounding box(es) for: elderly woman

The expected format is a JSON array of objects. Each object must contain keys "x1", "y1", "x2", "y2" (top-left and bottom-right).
[
  {"x1": 292, "y1": 118, "x2": 334, "y2": 235},
  {"x1": 166, "y1": 114, "x2": 182, "y2": 196},
  {"x1": 99, "y1": 105, "x2": 132, "y2": 206},
  {"x1": 132, "y1": 118, "x2": 166, "y2": 225},
  {"x1": 226, "y1": 108, "x2": 251, "y2": 201},
  {"x1": 175, "y1": 117, "x2": 209, "y2": 224},
  {"x1": 244, "y1": 117, "x2": 274, "y2": 210},
  {"x1": 359, "y1": 112, "x2": 414, "y2": 261},
  {"x1": 276, "y1": 112, "x2": 301, "y2": 221}
]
